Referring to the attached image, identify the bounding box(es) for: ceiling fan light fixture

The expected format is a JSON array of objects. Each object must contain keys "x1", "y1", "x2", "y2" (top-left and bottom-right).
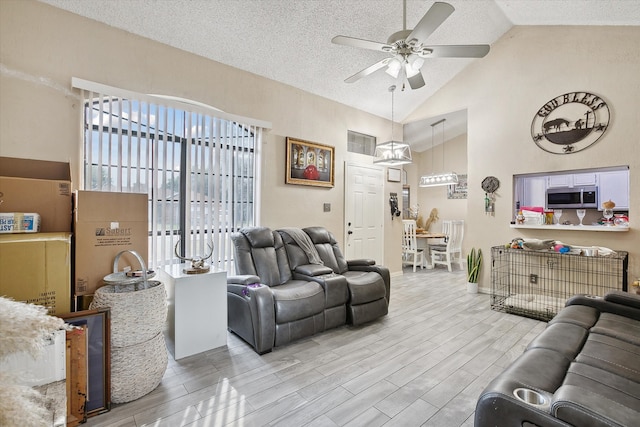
[
  {"x1": 405, "y1": 62, "x2": 419, "y2": 78},
  {"x1": 385, "y1": 59, "x2": 402, "y2": 78},
  {"x1": 331, "y1": 1, "x2": 490, "y2": 90}
]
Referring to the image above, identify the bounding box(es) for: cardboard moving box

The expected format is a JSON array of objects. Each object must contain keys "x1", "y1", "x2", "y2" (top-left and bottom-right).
[
  {"x1": 74, "y1": 191, "x2": 149, "y2": 297},
  {"x1": 0, "y1": 232, "x2": 72, "y2": 315},
  {"x1": 0, "y1": 157, "x2": 72, "y2": 232}
]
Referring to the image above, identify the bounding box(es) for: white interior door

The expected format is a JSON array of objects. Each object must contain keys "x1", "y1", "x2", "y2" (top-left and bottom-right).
[{"x1": 344, "y1": 162, "x2": 384, "y2": 262}]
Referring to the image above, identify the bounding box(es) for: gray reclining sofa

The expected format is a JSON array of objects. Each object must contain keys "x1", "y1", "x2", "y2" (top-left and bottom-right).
[
  {"x1": 476, "y1": 291, "x2": 640, "y2": 427},
  {"x1": 227, "y1": 226, "x2": 390, "y2": 354}
]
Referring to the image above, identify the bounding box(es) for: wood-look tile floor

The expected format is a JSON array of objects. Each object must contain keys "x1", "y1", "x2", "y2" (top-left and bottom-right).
[{"x1": 84, "y1": 267, "x2": 546, "y2": 427}]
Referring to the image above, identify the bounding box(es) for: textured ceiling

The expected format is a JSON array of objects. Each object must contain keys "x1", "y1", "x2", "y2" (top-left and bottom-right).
[{"x1": 40, "y1": 0, "x2": 640, "y2": 145}]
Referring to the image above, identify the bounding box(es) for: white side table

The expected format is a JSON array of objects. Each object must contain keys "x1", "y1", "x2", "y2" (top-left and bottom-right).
[{"x1": 160, "y1": 264, "x2": 227, "y2": 359}]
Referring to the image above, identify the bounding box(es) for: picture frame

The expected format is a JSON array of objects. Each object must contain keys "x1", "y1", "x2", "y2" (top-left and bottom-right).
[
  {"x1": 447, "y1": 173, "x2": 468, "y2": 199},
  {"x1": 387, "y1": 167, "x2": 401, "y2": 182},
  {"x1": 60, "y1": 308, "x2": 111, "y2": 417},
  {"x1": 286, "y1": 137, "x2": 334, "y2": 187}
]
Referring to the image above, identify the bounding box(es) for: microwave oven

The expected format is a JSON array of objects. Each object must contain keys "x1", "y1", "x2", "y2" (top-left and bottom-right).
[{"x1": 546, "y1": 186, "x2": 598, "y2": 209}]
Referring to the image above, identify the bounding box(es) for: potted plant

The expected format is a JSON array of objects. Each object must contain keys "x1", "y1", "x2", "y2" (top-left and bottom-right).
[{"x1": 467, "y1": 248, "x2": 482, "y2": 293}]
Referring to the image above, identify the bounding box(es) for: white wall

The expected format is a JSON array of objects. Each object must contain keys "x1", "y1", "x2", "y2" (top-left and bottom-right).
[
  {"x1": 406, "y1": 25, "x2": 640, "y2": 288},
  {"x1": 0, "y1": 0, "x2": 403, "y2": 272}
]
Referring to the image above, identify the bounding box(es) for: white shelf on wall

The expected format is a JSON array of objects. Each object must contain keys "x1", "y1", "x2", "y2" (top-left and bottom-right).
[{"x1": 510, "y1": 224, "x2": 629, "y2": 232}]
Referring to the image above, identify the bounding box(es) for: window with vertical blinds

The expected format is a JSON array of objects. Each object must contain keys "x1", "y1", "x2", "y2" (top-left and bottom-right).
[{"x1": 73, "y1": 78, "x2": 270, "y2": 272}]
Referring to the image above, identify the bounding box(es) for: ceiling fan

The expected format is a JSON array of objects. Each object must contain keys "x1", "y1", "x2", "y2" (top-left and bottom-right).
[{"x1": 332, "y1": 1, "x2": 490, "y2": 90}]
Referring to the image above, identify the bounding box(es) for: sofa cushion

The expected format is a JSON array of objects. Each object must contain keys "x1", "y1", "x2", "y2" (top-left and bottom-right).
[
  {"x1": 342, "y1": 271, "x2": 386, "y2": 305},
  {"x1": 561, "y1": 362, "x2": 640, "y2": 412},
  {"x1": 552, "y1": 383, "x2": 639, "y2": 427},
  {"x1": 270, "y1": 281, "x2": 325, "y2": 324},
  {"x1": 591, "y1": 312, "x2": 640, "y2": 346},
  {"x1": 526, "y1": 322, "x2": 589, "y2": 360},
  {"x1": 575, "y1": 333, "x2": 640, "y2": 383}
]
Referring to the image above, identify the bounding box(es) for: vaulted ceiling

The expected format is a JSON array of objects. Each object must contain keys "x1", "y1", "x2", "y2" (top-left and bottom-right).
[{"x1": 40, "y1": 0, "x2": 640, "y2": 128}]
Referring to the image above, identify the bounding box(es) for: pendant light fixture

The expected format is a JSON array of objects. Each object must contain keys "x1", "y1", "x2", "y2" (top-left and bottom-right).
[
  {"x1": 373, "y1": 85, "x2": 412, "y2": 166},
  {"x1": 419, "y1": 118, "x2": 458, "y2": 187}
]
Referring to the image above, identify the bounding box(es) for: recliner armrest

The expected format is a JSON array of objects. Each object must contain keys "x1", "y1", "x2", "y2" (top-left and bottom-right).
[
  {"x1": 227, "y1": 281, "x2": 275, "y2": 354},
  {"x1": 227, "y1": 275, "x2": 261, "y2": 298},
  {"x1": 347, "y1": 259, "x2": 376, "y2": 267},
  {"x1": 294, "y1": 264, "x2": 333, "y2": 276},
  {"x1": 227, "y1": 274, "x2": 261, "y2": 286}
]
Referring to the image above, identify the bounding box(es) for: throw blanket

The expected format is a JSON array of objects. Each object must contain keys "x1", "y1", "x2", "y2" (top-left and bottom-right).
[{"x1": 279, "y1": 228, "x2": 324, "y2": 265}]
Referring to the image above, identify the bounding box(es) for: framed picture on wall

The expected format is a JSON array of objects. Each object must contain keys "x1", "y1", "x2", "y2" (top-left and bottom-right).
[
  {"x1": 448, "y1": 173, "x2": 468, "y2": 199},
  {"x1": 285, "y1": 137, "x2": 335, "y2": 187},
  {"x1": 387, "y1": 167, "x2": 401, "y2": 182}
]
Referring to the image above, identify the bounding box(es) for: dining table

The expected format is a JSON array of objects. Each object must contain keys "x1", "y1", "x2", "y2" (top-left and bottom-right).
[{"x1": 415, "y1": 232, "x2": 447, "y2": 269}]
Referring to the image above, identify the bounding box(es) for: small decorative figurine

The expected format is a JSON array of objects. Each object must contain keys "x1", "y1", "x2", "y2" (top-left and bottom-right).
[{"x1": 174, "y1": 241, "x2": 214, "y2": 274}]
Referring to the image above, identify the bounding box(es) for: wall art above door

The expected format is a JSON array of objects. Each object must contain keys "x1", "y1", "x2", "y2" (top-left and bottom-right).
[{"x1": 531, "y1": 91, "x2": 610, "y2": 154}]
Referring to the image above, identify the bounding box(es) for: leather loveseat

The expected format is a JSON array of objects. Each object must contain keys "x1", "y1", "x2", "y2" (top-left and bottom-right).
[
  {"x1": 475, "y1": 291, "x2": 640, "y2": 427},
  {"x1": 227, "y1": 226, "x2": 390, "y2": 354}
]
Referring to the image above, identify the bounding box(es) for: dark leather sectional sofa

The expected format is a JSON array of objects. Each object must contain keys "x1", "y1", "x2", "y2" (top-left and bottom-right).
[
  {"x1": 476, "y1": 291, "x2": 640, "y2": 427},
  {"x1": 227, "y1": 226, "x2": 390, "y2": 354}
]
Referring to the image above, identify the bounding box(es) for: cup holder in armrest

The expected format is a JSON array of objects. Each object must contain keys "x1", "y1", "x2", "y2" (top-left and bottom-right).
[{"x1": 513, "y1": 388, "x2": 549, "y2": 408}]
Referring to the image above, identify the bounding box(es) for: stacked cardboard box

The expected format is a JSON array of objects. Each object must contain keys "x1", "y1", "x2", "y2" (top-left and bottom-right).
[
  {"x1": 73, "y1": 191, "x2": 149, "y2": 304},
  {"x1": 0, "y1": 157, "x2": 73, "y2": 314},
  {"x1": 0, "y1": 233, "x2": 72, "y2": 315},
  {"x1": 0, "y1": 157, "x2": 72, "y2": 232}
]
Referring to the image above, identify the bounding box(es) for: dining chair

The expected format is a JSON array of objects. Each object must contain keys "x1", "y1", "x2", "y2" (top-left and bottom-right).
[
  {"x1": 428, "y1": 219, "x2": 451, "y2": 253},
  {"x1": 402, "y1": 220, "x2": 424, "y2": 272},
  {"x1": 431, "y1": 220, "x2": 464, "y2": 272}
]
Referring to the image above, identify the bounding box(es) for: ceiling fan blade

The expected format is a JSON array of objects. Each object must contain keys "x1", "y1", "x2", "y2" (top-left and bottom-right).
[
  {"x1": 406, "y1": 2, "x2": 454, "y2": 46},
  {"x1": 422, "y1": 44, "x2": 490, "y2": 58},
  {"x1": 332, "y1": 35, "x2": 391, "y2": 52},
  {"x1": 345, "y1": 58, "x2": 391, "y2": 83},
  {"x1": 407, "y1": 71, "x2": 425, "y2": 90}
]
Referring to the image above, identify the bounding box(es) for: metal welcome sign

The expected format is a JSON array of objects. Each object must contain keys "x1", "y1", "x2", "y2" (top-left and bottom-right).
[{"x1": 531, "y1": 91, "x2": 610, "y2": 154}]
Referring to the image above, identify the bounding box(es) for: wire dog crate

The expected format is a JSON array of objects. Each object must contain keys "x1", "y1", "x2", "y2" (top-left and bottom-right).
[{"x1": 491, "y1": 246, "x2": 628, "y2": 321}]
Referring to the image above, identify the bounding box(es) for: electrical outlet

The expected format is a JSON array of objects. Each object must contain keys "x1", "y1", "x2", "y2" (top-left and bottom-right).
[{"x1": 530, "y1": 274, "x2": 538, "y2": 284}]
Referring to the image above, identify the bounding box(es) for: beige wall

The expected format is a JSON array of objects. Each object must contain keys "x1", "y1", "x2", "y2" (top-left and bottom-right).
[
  {"x1": 405, "y1": 133, "x2": 468, "y2": 236},
  {"x1": 406, "y1": 25, "x2": 640, "y2": 289},
  {"x1": 0, "y1": 0, "x2": 403, "y2": 272}
]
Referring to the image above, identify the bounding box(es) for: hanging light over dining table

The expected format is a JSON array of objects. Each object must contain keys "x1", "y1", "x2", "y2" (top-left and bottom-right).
[{"x1": 419, "y1": 118, "x2": 458, "y2": 187}]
